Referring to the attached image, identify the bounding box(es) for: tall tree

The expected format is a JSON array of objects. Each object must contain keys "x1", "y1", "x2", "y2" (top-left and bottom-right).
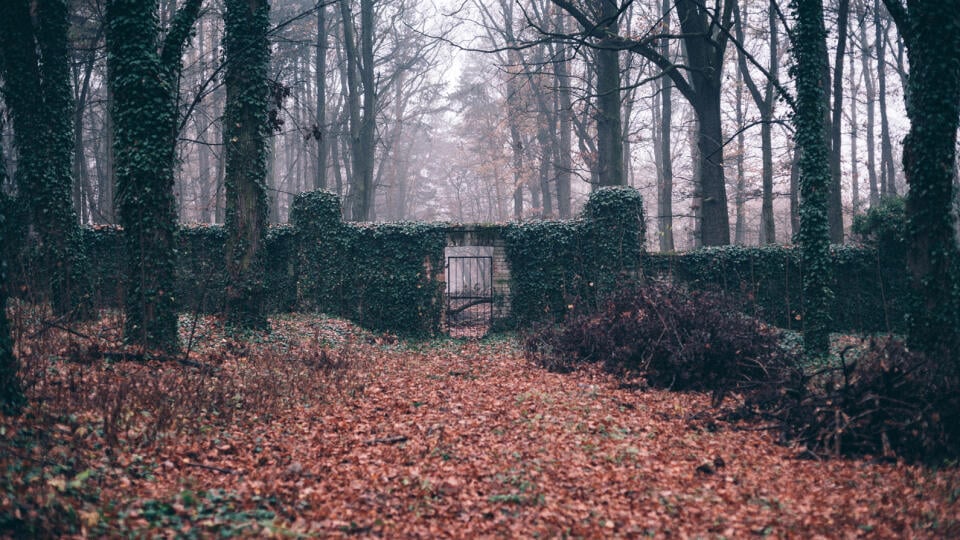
[
  {"x1": 549, "y1": 0, "x2": 625, "y2": 188},
  {"x1": 315, "y1": 1, "x2": 329, "y2": 191},
  {"x1": 552, "y1": 5, "x2": 574, "y2": 218},
  {"x1": 847, "y1": 45, "x2": 862, "y2": 216},
  {"x1": 223, "y1": 0, "x2": 271, "y2": 329},
  {"x1": 791, "y1": 0, "x2": 834, "y2": 356},
  {"x1": 875, "y1": 0, "x2": 897, "y2": 198},
  {"x1": 734, "y1": 0, "x2": 779, "y2": 245},
  {"x1": 553, "y1": 0, "x2": 735, "y2": 244},
  {"x1": 655, "y1": 0, "x2": 675, "y2": 251},
  {"x1": 882, "y1": 0, "x2": 960, "y2": 363},
  {"x1": 0, "y1": 152, "x2": 24, "y2": 415},
  {"x1": 733, "y1": 51, "x2": 747, "y2": 245},
  {"x1": 0, "y1": 0, "x2": 90, "y2": 318},
  {"x1": 856, "y1": 1, "x2": 880, "y2": 207},
  {"x1": 105, "y1": 0, "x2": 202, "y2": 351},
  {"x1": 828, "y1": 0, "x2": 851, "y2": 242},
  {"x1": 662, "y1": 0, "x2": 734, "y2": 246},
  {"x1": 593, "y1": 0, "x2": 625, "y2": 187},
  {"x1": 340, "y1": 0, "x2": 377, "y2": 221}
]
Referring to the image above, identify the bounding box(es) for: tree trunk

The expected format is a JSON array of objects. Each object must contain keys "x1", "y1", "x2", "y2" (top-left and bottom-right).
[
  {"x1": 735, "y1": 0, "x2": 778, "y2": 244},
  {"x1": 875, "y1": 0, "x2": 897, "y2": 197},
  {"x1": 761, "y1": 0, "x2": 779, "y2": 244},
  {"x1": 694, "y1": 94, "x2": 730, "y2": 246},
  {"x1": 790, "y1": 143, "x2": 800, "y2": 238},
  {"x1": 0, "y1": 0, "x2": 90, "y2": 318},
  {"x1": 105, "y1": 0, "x2": 202, "y2": 350},
  {"x1": 593, "y1": 0, "x2": 624, "y2": 187},
  {"x1": 554, "y1": 9, "x2": 573, "y2": 218},
  {"x1": 506, "y1": 79, "x2": 525, "y2": 220},
  {"x1": 859, "y1": 2, "x2": 879, "y2": 207},
  {"x1": 0, "y1": 161, "x2": 24, "y2": 414},
  {"x1": 883, "y1": 0, "x2": 960, "y2": 362},
  {"x1": 315, "y1": 3, "x2": 329, "y2": 191},
  {"x1": 357, "y1": 0, "x2": 377, "y2": 220},
  {"x1": 224, "y1": 0, "x2": 270, "y2": 329},
  {"x1": 791, "y1": 0, "x2": 834, "y2": 357},
  {"x1": 676, "y1": 0, "x2": 731, "y2": 246},
  {"x1": 98, "y1": 81, "x2": 116, "y2": 224},
  {"x1": 72, "y1": 44, "x2": 97, "y2": 224},
  {"x1": 341, "y1": 0, "x2": 376, "y2": 221},
  {"x1": 828, "y1": 0, "x2": 850, "y2": 242},
  {"x1": 734, "y1": 58, "x2": 746, "y2": 245},
  {"x1": 656, "y1": 0, "x2": 675, "y2": 251},
  {"x1": 848, "y1": 36, "x2": 861, "y2": 216}
]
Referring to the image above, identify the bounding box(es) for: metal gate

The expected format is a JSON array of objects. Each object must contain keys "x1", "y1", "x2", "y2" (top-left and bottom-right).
[{"x1": 445, "y1": 256, "x2": 493, "y2": 327}]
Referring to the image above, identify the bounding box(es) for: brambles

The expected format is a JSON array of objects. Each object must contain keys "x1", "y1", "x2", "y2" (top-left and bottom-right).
[
  {"x1": 525, "y1": 281, "x2": 800, "y2": 405},
  {"x1": 779, "y1": 336, "x2": 960, "y2": 461},
  {"x1": 525, "y1": 280, "x2": 960, "y2": 461}
]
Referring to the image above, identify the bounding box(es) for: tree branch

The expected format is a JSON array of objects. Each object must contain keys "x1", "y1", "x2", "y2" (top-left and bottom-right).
[
  {"x1": 160, "y1": 0, "x2": 204, "y2": 73},
  {"x1": 879, "y1": 0, "x2": 909, "y2": 41}
]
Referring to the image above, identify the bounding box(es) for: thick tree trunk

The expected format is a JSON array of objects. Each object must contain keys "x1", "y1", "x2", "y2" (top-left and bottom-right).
[
  {"x1": 0, "y1": 169, "x2": 24, "y2": 414},
  {"x1": 341, "y1": 0, "x2": 376, "y2": 221},
  {"x1": 224, "y1": 0, "x2": 270, "y2": 329},
  {"x1": 676, "y1": 0, "x2": 731, "y2": 246},
  {"x1": 106, "y1": 0, "x2": 202, "y2": 350},
  {"x1": 885, "y1": 0, "x2": 960, "y2": 362},
  {"x1": 790, "y1": 143, "x2": 800, "y2": 238},
  {"x1": 792, "y1": 0, "x2": 834, "y2": 356},
  {"x1": 357, "y1": 0, "x2": 377, "y2": 220},
  {"x1": 0, "y1": 0, "x2": 90, "y2": 318},
  {"x1": 695, "y1": 93, "x2": 730, "y2": 246},
  {"x1": 595, "y1": 42, "x2": 624, "y2": 186}
]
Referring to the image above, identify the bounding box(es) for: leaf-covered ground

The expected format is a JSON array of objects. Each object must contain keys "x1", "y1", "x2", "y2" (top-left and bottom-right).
[{"x1": 1, "y1": 310, "x2": 958, "y2": 537}]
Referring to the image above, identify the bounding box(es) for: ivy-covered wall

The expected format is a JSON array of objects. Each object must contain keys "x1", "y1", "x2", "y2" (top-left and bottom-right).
[
  {"x1": 504, "y1": 186, "x2": 646, "y2": 324},
  {"x1": 646, "y1": 246, "x2": 908, "y2": 334},
  {"x1": 291, "y1": 191, "x2": 446, "y2": 335},
  {"x1": 7, "y1": 186, "x2": 909, "y2": 336}
]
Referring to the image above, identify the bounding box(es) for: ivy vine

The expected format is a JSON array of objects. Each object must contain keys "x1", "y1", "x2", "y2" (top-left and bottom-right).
[{"x1": 789, "y1": 0, "x2": 834, "y2": 357}]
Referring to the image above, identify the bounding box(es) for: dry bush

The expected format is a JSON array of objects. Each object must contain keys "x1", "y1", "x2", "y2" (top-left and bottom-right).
[
  {"x1": 525, "y1": 280, "x2": 800, "y2": 405},
  {"x1": 778, "y1": 336, "x2": 960, "y2": 461}
]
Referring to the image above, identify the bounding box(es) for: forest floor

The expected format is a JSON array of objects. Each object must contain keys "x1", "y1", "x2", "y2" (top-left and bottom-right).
[{"x1": 1, "y1": 309, "x2": 959, "y2": 538}]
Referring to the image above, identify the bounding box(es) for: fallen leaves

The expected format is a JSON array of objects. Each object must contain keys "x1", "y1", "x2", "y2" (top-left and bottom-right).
[{"x1": 1, "y1": 312, "x2": 958, "y2": 537}]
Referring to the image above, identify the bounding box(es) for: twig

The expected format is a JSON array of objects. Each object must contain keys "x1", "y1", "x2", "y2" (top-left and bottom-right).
[
  {"x1": 75, "y1": 350, "x2": 218, "y2": 373},
  {"x1": 183, "y1": 461, "x2": 238, "y2": 474},
  {"x1": 366, "y1": 435, "x2": 408, "y2": 445},
  {"x1": 32, "y1": 318, "x2": 92, "y2": 340}
]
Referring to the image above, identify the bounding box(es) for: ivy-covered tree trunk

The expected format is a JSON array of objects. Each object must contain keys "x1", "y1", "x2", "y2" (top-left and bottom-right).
[
  {"x1": 790, "y1": 0, "x2": 834, "y2": 357},
  {"x1": 105, "y1": 0, "x2": 202, "y2": 351},
  {"x1": 882, "y1": 0, "x2": 960, "y2": 364},
  {"x1": 223, "y1": 0, "x2": 270, "y2": 330},
  {"x1": 0, "y1": 168, "x2": 25, "y2": 415},
  {"x1": 0, "y1": 0, "x2": 90, "y2": 319}
]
